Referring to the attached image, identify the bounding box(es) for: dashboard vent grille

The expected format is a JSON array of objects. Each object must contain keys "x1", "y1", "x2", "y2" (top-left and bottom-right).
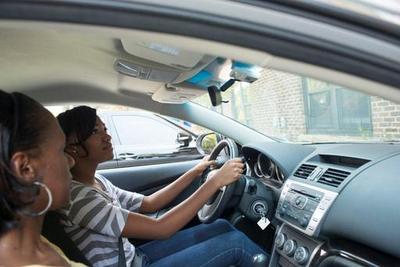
[
  {"x1": 318, "y1": 168, "x2": 351, "y2": 187},
  {"x1": 293, "y1": 164, "x2": 317, "y2": 179}
]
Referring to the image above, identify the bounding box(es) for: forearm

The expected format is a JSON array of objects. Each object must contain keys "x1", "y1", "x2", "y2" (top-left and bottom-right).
[
  {"x1": 156, "y1": 179, "x2": 219, "y2": 238},
  {"x1": 140, "y1": 168, "x2": 201, "y2": 213},
  {"x1": 122, "y1": 179, "x2": 220, "y2": 239}
]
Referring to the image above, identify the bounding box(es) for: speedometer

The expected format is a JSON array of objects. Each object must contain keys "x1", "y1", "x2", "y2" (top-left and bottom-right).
[
  {"x1": 257, "y1": 153, "x2": 275, "y2": 178},
  {"x1": 253, "y1": 161, "x2": 263, "y2": 178}
]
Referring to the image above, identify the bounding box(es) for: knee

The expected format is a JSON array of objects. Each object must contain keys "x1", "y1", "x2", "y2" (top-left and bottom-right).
[{"x1": 213, "y1": 219, "x2": 235, "y2": 232}]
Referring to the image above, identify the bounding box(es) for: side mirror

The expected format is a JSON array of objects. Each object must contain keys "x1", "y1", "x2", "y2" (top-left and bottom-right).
[
  {"x1": 177, "y1": 131, "x2": 193, "y2": 147},
  {"x1": 196, "y1": 133, "x2": 218, "y2": 155}
]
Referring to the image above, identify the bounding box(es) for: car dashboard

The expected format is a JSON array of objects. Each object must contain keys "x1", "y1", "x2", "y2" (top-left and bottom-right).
[
  {"x1": 245, "y1": 152, "x2": 285, "y2": 187},
  {"x1": 241, "y1": 142, "x2": 400, "y2": 267}
]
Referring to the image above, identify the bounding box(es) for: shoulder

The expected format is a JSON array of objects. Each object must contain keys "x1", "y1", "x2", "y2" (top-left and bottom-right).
[
  {"x1": 95, "y1": 173, "x2": 115, "y2": 189},
  {"x1": 39, "y1": 237, "x2": 87, "y2": 267},
  {"x1": 70, "y1": 181, "x2": 98, "y2": 200}
]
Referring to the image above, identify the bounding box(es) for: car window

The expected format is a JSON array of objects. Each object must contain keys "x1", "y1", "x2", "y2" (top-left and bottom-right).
[
  {"x1": 111, "y1": 115, "x2": 178, "y2": 146},
  {"x1": 193, "y1": 68, "x2": 400, "y2": 144},
  {"x1": 45, "y1": 104, "x2": 207, "y2": 166}
]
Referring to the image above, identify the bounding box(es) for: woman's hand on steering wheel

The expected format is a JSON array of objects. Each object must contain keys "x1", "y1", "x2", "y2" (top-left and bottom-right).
[
  {"x1": 208, "y1": 158, "x2": 244, "y2": 188},
  {"x1": 197, "y1": 139, "x2": 241, "y2": 223},
  {"x1": 192, "y1": 156, "x2": 217, "y2": 176}
]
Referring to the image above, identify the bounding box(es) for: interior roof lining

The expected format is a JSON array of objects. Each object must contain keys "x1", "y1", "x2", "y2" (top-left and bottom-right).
[{"x1": 0, "y1": 20, "x2": 399, "y2": 107}]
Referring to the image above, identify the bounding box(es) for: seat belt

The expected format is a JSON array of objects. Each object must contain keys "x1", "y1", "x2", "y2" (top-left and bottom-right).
[{"x1": 118, "y1": 236, "x2": 127, "y2": 267}]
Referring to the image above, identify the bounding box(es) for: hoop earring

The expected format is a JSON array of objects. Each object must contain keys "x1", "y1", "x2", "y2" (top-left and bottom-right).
[{"x1": 20, "y1": 181, "x2": 53, "y2": 217}]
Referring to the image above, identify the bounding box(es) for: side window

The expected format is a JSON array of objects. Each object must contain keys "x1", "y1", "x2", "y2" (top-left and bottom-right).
[
  {"x1": 304, "y1": 78, "x2": 373, "y2": 136},
  {"x1": 111, "y1": 115, "x2": 178, "y2": 147}
]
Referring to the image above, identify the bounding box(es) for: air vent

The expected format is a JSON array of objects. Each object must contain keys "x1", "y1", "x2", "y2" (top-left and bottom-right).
[
  {"x1": 293, "y1": 164, "x2": 317, "y2": 179},
  {"x1": 318, "y1": 168, "x2": 351, "y2": 187}
]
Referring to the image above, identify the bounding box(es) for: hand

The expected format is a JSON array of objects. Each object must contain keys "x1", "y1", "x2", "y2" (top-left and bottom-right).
[
  {"x1": 209, "y1": 158, "x2": 244, "y2": 188},
  {"x1": 192, "y1": 156, "x2": 217, "y2": 176}
]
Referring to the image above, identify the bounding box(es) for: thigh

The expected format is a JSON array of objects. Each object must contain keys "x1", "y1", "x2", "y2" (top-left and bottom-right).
[
  {"x1": 147, "y1": 230, "x2": 267, "y2": 267},
  {"x1": 138, "y1": 219, "x2": 235, "y2": 262}
]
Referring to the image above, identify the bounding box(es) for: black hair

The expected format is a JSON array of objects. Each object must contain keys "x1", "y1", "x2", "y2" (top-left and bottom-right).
[
  {"x1": 0, "y1": 90, "x2": 49, "y2": 235},
  {"x1": 56, "y1": 106, "x2": 97, "y2": 156}
]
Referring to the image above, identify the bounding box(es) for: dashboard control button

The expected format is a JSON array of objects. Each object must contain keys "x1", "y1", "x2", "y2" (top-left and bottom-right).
[
  {"x1": 299, "y1": 217, "x2": 309, "y2": 227},
  {"x1": 283, "y1": 240, "x2": 297, "y2": 256},
  {"x1": 294, "y1": 247, "x2": 309, "y2": 265},
  {"x1": 275, "y1": 233, "x2": 286, "y2": 249},
  {"x1": 279, "y1": 207, "x2": 286, "y2": 216},
  {"x1": 277, "y1": 181, "x2": 338, "y2": 235}
]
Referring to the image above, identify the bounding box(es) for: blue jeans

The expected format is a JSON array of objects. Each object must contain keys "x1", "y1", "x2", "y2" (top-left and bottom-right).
[{"x1": 137, "y1": 219, "x2": 268, "y2": 267}]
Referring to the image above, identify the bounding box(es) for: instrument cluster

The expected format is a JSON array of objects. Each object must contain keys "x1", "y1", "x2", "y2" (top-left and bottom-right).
[{"x1": 251, "y1": 153, "x2": 284, "y2": 185}]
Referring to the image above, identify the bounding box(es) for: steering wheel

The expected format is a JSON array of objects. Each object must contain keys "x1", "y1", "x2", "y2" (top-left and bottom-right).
[{"x1": 197, "y1": 139, "x2": 239, "y2": 223}]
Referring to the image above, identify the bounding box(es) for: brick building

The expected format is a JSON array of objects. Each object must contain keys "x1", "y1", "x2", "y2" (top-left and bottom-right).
[{"x1": 213, "y1": 69, "x2": 400, "y2": 143}]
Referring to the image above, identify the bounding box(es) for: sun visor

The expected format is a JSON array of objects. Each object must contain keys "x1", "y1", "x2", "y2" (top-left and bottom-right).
[
  {"x1": 151, "y1": 84, "x2": 206, "y2": 104},
  {"x1": 121, "y1": 39, "x2": 204, "y2": 70}
]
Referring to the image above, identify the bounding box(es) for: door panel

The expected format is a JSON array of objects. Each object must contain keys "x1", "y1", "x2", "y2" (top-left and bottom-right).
[{"x1": 97, "y1": 159, "x2": 201, "y2": 197}]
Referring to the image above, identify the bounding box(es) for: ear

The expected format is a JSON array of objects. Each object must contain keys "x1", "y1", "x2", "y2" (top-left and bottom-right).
[
  {"x1": 65, "y1": 145, "x2": 79, "y2": 159},
  {"x1": 9, "y1": 152, "x2": 37, "y2": 184}
]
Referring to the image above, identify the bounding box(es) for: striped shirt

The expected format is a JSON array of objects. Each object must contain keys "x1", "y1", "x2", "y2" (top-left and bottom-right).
[{"x1": 58, "y1": 174, "x2": 144, "y2": 267}]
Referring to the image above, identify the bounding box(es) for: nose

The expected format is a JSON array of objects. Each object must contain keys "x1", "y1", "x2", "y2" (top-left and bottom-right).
[{"x1": 104, "y1": 133, "x2": 112, "y2": 142}]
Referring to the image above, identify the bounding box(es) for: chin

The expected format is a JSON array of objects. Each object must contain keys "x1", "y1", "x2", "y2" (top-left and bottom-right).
[
  {"x1": 100, "y1": 152, "x2": 114, "y2": 162},
  {"x1": 107, "y1": 150, "x2": 114, "y2": 159}
]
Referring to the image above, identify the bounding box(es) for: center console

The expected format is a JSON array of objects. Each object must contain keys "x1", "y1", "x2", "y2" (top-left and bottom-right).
[
  {"x1": 272, "y1": 224, "x2": 323, "y2": 266},
  {"x1": 276, "y1": 181, "x2": 337, "y2": 236},
  {"x1": 269, "y1": 180, "x2": 338, "y2": 266}
]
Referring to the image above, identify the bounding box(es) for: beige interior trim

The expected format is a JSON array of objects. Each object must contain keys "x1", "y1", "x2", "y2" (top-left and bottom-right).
[{"x1": 0, "y1": 20, "x2": 399, "y2": 104}]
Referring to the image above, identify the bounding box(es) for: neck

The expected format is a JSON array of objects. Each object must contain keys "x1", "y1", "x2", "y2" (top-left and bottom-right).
[
  {"x1": 71, "y1": 160, "x2": 98, "y2": 185},
  {"x1": 0, "y1": 215, "x2": 44, "y2": 260}
]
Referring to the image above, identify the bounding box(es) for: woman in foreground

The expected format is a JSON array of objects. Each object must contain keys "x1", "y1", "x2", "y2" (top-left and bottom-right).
[{"x1": 0, "y1": 91, "x2": 85, "y2": 266}]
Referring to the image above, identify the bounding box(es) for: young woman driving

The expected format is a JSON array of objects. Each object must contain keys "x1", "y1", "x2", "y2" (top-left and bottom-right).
[
  {"x1": 0, "y1": 91, "x2": 85, "y2": 266},
  {"x1": 57, "y1": 106, "x2": 267, "y2": 267}
]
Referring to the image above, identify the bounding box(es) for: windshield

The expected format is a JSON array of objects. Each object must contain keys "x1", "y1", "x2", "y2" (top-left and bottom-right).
[{"x1": 193, "y1": 68, "x2": 400, "y2": 144}]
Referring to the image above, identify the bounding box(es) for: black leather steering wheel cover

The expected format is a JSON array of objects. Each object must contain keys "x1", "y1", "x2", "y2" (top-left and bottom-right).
[{"x1": 197, "y1": 139, "x2": 239, "y2": 223}]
